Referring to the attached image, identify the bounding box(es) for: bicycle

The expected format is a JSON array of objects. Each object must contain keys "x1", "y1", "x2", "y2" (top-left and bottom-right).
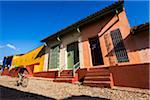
[
  {"x1": 16, "y1": 74, "x2": 29, "y2": 87},
  {"x1": 15, "y1": 67, "x2": 29, "y2": 87}
]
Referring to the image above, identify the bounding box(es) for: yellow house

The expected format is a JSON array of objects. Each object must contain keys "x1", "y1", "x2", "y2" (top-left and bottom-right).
[{"x1": 11, "y1": 45, "x2": 45, "y2": 73}]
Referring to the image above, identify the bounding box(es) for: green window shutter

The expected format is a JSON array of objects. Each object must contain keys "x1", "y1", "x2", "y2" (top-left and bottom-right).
[{"x1": 49, "y1": 45, "x2": 60, "y2": 69}]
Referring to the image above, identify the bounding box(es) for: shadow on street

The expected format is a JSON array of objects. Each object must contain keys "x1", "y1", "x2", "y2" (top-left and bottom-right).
[
  {"x1": 0, "y1": 85, "x2": 54, "y2": 100},
  {"x1": 63, "y1": 95, "x2": 109, "y2": 100},
  {"x1": 0, "y1": 85, "x2": 109, "y2": 100}
]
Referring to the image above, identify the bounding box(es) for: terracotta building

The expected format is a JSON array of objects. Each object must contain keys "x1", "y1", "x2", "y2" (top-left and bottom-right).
[
  {"x1": 39, "y1": 1, "x2": 149, "y2": 89},
  {"x1": 2, "y1": 1, "x2": 149, "y2": 89}
]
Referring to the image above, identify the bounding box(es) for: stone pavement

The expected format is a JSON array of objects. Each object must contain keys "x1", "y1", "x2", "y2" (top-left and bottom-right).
[{"x1": 0, "y1": 76, "x2": 149, "y2": 100}]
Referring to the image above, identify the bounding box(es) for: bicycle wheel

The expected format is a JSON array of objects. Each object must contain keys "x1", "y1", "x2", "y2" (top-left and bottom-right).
[
  {"x1": 14, "y1": 80, "x2": 19, "y2": 86},
  {"x1": 21, "y1": 78, "x2": 29, "y2": 87}
]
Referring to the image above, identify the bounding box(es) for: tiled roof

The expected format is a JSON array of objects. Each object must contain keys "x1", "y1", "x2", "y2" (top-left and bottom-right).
[
  {"x1": 131, "y1": 22, "x2": 149, "y2": 34},
  {"x1": 41, "y1": 1, "x2": 124, "y2": 42}
]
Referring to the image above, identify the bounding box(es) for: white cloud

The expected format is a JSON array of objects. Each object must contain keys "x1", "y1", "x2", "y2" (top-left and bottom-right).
[
  {"x1": 6, "y1": 44, "x2": 17, "y2": 50},
  {"x1": 0, "y1": 43, "x2": 20, "y2": 51}
]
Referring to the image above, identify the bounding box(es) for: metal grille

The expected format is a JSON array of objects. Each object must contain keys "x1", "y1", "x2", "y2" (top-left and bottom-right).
[{"x1": 110, "y1": 29, "x2": 129, "y2": 63}]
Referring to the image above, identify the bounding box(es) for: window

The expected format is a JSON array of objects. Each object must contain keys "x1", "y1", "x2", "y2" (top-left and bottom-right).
[
  {"x1": 48, "y1": 45, "x2": 60, "y2": 69},
  {"x1": 110, "y1": 29, "x2": 129, "y2": 63}
]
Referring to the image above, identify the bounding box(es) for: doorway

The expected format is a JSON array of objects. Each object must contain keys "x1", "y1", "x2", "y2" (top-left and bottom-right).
[
  {"x1": 89, "y1": 36, "x2": 104, "y2": 66},
  {"x1": 67, "y1": 42, "x2": 79, "y2": 69}
]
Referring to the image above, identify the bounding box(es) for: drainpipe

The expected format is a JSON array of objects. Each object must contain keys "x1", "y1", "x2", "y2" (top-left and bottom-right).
[
  {"x1": 77, "y1": 27, "x2": 81, "y2": 33},
  {"x1": 44, "y1": 43, "x2": 47, "y2": 46},
  {"x1": 57, "y1": 36, "x2": 61, "y2": 42}
]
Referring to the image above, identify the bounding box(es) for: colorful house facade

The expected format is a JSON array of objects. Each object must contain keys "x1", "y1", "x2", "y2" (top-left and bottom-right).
[
  {"x1": 41, "y1": 1, "x2": 131, "y2": 70},
  {"x1": 2, "y1": 1, "x2": 149, "y2": 89},
  {"x1": 7, "y1": 45, "x2": 46, "y2": 76},
  {"x1": 40, "y1": 1, "x2": 149, "y2": 89}
]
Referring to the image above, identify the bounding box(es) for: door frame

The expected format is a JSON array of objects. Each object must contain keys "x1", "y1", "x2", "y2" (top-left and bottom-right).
[
  {"x1": 88, "y1": 35, "x2": 104, "y2": 66},
  {"x1": 66, "y1": 41, "x2": 79, "y2": 69}
]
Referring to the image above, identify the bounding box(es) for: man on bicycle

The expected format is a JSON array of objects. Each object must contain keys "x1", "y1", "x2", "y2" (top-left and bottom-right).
[{"x1": 17, "y1": 66, "x2": 29, "y2": 86}]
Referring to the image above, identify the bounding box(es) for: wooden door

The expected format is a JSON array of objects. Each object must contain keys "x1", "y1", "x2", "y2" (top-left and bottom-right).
[
  {"x1": 67, "y1": 42, "x2": 79, "y2": 69},
  {"x1": 89, "y1": 36, "x2": 104, "y2": 66}
]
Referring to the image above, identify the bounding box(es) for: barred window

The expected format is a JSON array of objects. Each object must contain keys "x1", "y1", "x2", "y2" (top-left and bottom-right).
[{"x1": 110, "y1": 29, "x2": 129, "y2": 63}]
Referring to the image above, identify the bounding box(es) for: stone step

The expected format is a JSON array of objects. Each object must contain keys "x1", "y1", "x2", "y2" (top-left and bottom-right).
[
  {"x1": 53, "y1": 78, "x2": 73, "y2": 83},
  {"x1": 59, "y1": 76, "x2": 74, "y2": 78},
  {"x1": 89, "y1": 67, "x2": 109, "y2": 71},
  {"x1": 61, "y1": 70, "x2": 73, "y2": 74},
  {"x1": 60, "y1": 73, "x2": 73, "y2": 76},
  {"x1": 88, "y1": 69, "x2": 110, "y2": 73},
  {"x1": 84, "y1": 76, "x2": 110, "y2": 81},
  {"x1": 60, "y1": 71, "x2": 73, "y2": 76},
  {"x1": 53, "y1": 79, "x2": 73, "y2": 83},
  {"x1": 86, "y1": 72, "x2": 110, "y2": 76},
  {"x1": 83, "y1": 82, "x2": 111, "y2": 88},
  {"x1": 84, "y1": 81, "x2": 111, "y2": 84},
  {"x1": 54, "y1": 78, "x2": 73, "y2": 80}
]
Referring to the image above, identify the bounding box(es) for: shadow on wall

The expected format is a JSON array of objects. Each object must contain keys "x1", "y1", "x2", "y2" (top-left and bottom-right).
[
  {"x1": 105, "y1": 29, "x2": 149, "y2": 58},
  {"x1": 62, "y1": 95, "x2": 109, "y2": 100},
  {"x1": 123, "y1": 29, "x2": 149, "y2": 52},
  {"x1": 35, "y1": 45, "x2": 48, "y2": 59}
]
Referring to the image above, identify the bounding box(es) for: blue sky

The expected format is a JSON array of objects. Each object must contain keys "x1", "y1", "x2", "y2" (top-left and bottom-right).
[{"x1": 0, "y1": 1, "x2": 149, "y2": 64}]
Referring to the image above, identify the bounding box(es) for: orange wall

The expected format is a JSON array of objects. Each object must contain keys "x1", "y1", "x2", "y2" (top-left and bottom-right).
[
  {"x1": 110, "y1": 63, "x2": 149, "y2": 89},
  {"x1": 80, "y1": 7, "x2": 148, "y2": 68},
  {"x1": 132, "y1": 30, "x2": 150, "y2": 63},
  {"x1": 81, "y1": 9, "x2": 135, "y2": 68},
  {"x1": 80, "y1": 12, "x2": 115, "y2": 67},
  {"x1": 98, "y1": 8, "x2": 141, "y2": 66}
]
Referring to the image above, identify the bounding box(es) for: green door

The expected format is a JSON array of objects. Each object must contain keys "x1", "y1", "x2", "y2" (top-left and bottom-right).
[
  {"x1": 67, "y1": 42, "x2": 79, "y2": 69},
  {"x1": 49, "y1": 45, "x2": 60, "y2": 69}
]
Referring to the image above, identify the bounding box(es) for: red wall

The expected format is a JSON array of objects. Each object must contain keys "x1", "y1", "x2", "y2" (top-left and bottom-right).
[
  {"x1": 2, "y1": 66, "x2": 35, "y2": 77},
  {"x1": 33, "y1": 71, "x2": 58, "y2": 78},
  {"x1": 110, "y1": 63, "x2": 149, "y2": 89},
  {"x1": 9, "y1": 68, "x2": 19, "y2": 77},
  {"x1": 26, "y1": 65, "x2": 34, "y2": 76},
  {"x1": 77, "y1": 68, "x2": 87, "y2": 81},
  {"x1": 1, "y1": 69, "x2": 10, "y2": 76}
]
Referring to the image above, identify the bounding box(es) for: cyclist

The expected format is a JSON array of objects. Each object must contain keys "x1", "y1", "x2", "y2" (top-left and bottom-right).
[{"x1": 17, "y1": 67, "x2": 29, "y2": 86}]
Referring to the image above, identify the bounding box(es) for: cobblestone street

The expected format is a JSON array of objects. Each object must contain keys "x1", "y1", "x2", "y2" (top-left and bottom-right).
[{"x1": 0, "y1": 76, "x2": 149, "y2": 100}]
